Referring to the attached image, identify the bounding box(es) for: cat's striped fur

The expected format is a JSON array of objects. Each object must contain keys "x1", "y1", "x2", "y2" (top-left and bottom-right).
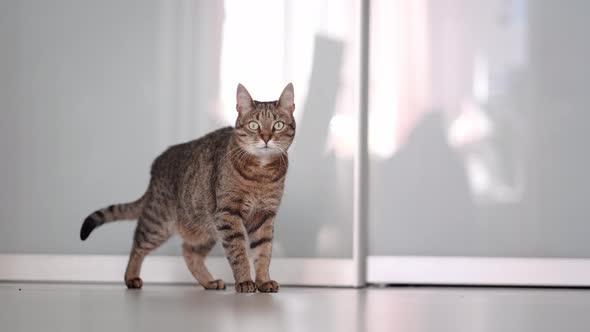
[{"x1": 81, "y1": 83, "x2": 296, "y2": 293}]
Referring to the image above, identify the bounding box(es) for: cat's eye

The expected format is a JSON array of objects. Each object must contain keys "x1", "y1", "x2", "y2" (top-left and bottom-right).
[
  {"x1": 248, "y1": 121, "x2": 259, "y2": 130},
  {"x1": 273, "y1": 121, "x2": 285, "y2": 131}
]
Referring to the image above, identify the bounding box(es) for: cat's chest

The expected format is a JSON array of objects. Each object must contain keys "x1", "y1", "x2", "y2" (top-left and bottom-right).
[
  {"x1": 238, "y1": 185, "x2": 282, "y2": 215},
  {"x1": 241, "y1": 189, "x2": 275, "y2": 208},
  {"x1": 229, "y1": 158, "x2": 288, "y2": 185}
]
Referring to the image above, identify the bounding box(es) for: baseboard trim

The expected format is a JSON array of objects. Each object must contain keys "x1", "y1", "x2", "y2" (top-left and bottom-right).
[
  {"x1": 368, "y1": 256, "x2": 590, "y2": 287},
  {"x1": 0, "y1": 254, "x2": 359, "y2": 287},
  {"x1": 6, "y1": 254, "x2": 586, "y2": 287}
]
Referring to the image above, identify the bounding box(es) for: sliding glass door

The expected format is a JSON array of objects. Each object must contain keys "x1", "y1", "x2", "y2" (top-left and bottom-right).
[
  {"x1": 367, "y1": 0, "x2": 590, "y2": 286},
  {"x1": 0, "y1": 0, "x2": 367, "y2": 287}
]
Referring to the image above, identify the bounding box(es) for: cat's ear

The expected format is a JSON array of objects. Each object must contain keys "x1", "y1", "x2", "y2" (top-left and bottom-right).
[
  {"x1": 236, "y1": 83, "x2": 253, "y2": 114},
  {"x1": 279, "y1": 83, "x2": 295, "y2": 113}
]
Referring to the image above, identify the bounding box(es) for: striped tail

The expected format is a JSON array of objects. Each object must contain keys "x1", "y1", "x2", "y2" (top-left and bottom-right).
[{"x1": 80, "y1": 195, "x2": 146, "y2": 241}]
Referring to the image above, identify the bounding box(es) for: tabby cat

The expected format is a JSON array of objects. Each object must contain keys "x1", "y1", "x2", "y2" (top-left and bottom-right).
[{"x1": 80, "y1": 83, "x2": 296, "y2": 293}]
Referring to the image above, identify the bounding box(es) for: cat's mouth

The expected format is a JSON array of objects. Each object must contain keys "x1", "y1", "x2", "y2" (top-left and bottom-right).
[
  {"x1": 255, "y1": 145, "x2": 280, "y2": 156},
  {"x1": 246, "y1": 141, "x2": 283, "y2": 157}
]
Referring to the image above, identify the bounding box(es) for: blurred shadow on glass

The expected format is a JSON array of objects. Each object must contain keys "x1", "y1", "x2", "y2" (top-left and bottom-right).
[
  {"x1": 278, "y1": 35, "x2": 353, "y2": 258},
  {"x1": 370, "y1": 112, "x2": 476, "y2": 255},
  {"x1": 427, "y1": 0, "x2": 531, "y2": 207},
  {"x1": 368, "y1": 0, "x2": 549, "y2": 257}
]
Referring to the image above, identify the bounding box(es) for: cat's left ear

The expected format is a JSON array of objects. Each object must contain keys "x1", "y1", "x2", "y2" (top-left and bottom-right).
[{"x1": 279, "y1": 83, "x2": 295, "y2": 113}]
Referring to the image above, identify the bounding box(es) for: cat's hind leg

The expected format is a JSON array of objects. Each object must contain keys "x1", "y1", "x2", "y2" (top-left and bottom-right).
[
  {"x1": 125, "y1": 210, "x2": 172, "y2": 289},
  {"x1": 182, "y1": 239, "x2": 225, "y2": 290}
]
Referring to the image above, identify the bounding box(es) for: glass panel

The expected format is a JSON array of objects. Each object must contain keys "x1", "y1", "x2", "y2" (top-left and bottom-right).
[
  {"x1": 369, "y1": 0, "x2": 590, "y2": 258},
  {"x1": 0, "y1": 0, "x2": 360, "y2": 258}
]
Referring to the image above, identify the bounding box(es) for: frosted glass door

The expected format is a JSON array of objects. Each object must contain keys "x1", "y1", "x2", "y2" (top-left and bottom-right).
[
  {"x1": 0, "y1": 0, "x2": 362, "y2": 263},
  {"x1": 369, "y1": 0, "x2": 590, "y2": 260}
]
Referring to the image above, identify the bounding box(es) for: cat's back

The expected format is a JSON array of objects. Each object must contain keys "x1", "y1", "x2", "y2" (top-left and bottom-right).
[{"x1": 150, "y1": 126, "x2": 234, "y2": 180}]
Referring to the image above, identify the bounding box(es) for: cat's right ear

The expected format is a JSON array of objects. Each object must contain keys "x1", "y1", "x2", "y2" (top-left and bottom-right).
[{"x1": 236, "y1": 83, "x2": 253, "y2": 114}]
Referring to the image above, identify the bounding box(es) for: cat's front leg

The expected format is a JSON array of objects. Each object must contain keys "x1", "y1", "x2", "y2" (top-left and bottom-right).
[
  {"x1": 215, "y1": 206, "x2": 256, "y2": 293},
  {"x1": 247, "y1": 210, "x2": 279, "y2": 293}
]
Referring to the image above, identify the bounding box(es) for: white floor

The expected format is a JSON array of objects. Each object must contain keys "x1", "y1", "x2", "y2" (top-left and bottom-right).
[{"x1": 1, "y1": 283, "x2": 589, "y2": 332}]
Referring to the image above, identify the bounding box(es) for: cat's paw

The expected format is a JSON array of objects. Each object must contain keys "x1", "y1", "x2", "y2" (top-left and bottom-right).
[
  {"x1": 235, "y1": 280, "x2": 256, "y2": 293},
  {"x1": 204, "y1": 279, "x2": 226, "y2": 290},
  {"x1": 126, "y1": 277, "x2": 143, "y2": 289},
  {"x1": 256, "y1": 280, "x2": 280, "y2": 293}
]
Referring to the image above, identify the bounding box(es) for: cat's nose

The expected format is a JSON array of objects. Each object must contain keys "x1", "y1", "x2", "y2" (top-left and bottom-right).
[{"x1": 261, "y1": 133, "x2": 271, "y2": 144}]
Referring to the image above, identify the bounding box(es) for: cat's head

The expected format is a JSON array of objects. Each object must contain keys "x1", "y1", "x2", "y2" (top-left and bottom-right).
[{"x1": 234, "y1": 83, "x2": 296, "y2": 159}]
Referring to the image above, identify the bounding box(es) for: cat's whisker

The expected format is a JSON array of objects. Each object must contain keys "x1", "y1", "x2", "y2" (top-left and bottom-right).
[
  {"x1": 228, "y1": 144, "x2": 247, "y2": 156},
  {"x1": 231, "y1": 148, "x2": 249, "y2": 165},
  {"x1": 273, "y1": 146, "x2": 288, "y2": 167},
  {"x1": 228, "y1": 144, "x2": 250, "y2": 165}
]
